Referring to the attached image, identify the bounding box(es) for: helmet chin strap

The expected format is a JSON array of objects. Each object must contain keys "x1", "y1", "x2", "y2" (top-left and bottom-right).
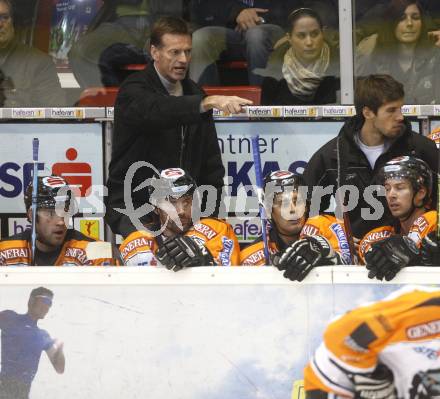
[
  {"x1": 36, "y1": 234, "x2": 62, "y2": 252},
  {"x1": 399, "y1": 190, "x2": 425, "y2": 223},
  {"x1": 399, "y1": 203, "x2": 415, "y2": 223}
]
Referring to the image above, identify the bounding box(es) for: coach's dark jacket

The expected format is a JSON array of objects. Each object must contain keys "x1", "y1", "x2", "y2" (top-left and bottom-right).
[
  {"x1": 303, "y1": 116, "x2": 438, "y2": 238},
  {"x1": 105, "y1": 63, "x2": 225, "y2": 237}
]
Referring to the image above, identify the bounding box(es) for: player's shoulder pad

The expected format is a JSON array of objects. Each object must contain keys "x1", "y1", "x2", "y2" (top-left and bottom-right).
[
  {"x1": 408, "y1": 210, "x2": 437, "y2": 246},
  {"x1": 120, "y1": 230, "x2": 156, "y2": 250},
  {"x1": 240, "y1": 240, "x2": 266, "y2": 266},
  {"x1": 190, "y1": 218, "x2": 231, "y2": 240},
  {"x1": 199, "y1": 217, "x2": 232, "y2": 228},
  {"x1": 0, "y1": 309, "x2": 17, "y2": 318},
  {"x1": 301, "y1": 214, "x2": 335, "y2": 236},
  {"x1": 359, "y1": 226, "x2": 394, "y2": 253}
]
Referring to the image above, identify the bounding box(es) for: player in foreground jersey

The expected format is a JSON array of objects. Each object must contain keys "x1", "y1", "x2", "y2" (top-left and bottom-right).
[
  {"x1": 119, "y1": 168, "x2": 240, "y2": 268},
  {"x1": 240, "y1": 170, "x2": 350, "y2": 280},
  {"x1": 304, "y1": 286, "x2": 440, "y2": 399},
  {"x1": 0, "y1": 287, "x2": 65, "y2": 399},
  {"x1": 0, "y1": 176, "x2": 113, "y2": 266},
  {"x1": 358, "y1": 156, "x2": 437, "y2": 280}
]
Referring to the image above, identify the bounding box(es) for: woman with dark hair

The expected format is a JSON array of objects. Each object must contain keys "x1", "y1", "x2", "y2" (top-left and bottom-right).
[
  {"x1": 356, "y1": 0, "x2": 440, "y2": 104},
  {"x1": 259, "y1": 7, "x2": 340, "y2": 105}
]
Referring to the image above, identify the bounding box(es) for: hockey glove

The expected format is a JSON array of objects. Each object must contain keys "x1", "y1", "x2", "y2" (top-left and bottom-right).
[
  {"x1": 365, "y1": 235, "x2": 419, "y2": 281},
  {"x1": 156, "y1": 235, "x2": 215, "y2": 271},
  {"x1": 420, "y1": 232, "x2": 440, "y2": 266},
  {"x1": 350, "y1": 364, "x2": 397, "y2": 399},
  {"x1": 409, "y1": 368, "x2": 440, "y2": 399},
  {"x1": 272, "y1": 236, "x2": 340, "y2": 282}
]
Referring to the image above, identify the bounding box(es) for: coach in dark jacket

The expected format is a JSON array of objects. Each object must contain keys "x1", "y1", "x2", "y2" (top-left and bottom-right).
[
  {"x1": 303, "y1": 75, "x2": 438, "y2": 239},
  {"x1": 106, "y1": 17, "x2": 252, "y2": 237}
]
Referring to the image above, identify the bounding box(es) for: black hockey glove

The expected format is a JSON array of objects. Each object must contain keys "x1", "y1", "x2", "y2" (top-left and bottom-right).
[
  {"x1": 409, "y1": 368, "x2": 440, "y2": 399},
  {"x1": 350, "y1": 364, "x2": 397, "y2": 399},
  {"x1": 420, "y1": 232, "x2": 440, "y2": 266},
  {"x1": 365, "y1": 235, "x2": 419, "y2": 281},
  {"x1": 156, "y1": 235, "x2": 215, "y2": 271},
  {"x1": 272, "y1": 236, "x2": 341, "y2": 282}
]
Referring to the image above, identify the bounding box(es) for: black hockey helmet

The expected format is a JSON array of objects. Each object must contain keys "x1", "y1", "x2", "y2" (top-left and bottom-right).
[
  {"x1": 378, "y1": 156, "x2": 433, "y2": 201},
  {"x1": 263, "y1": 170, "x2": 310, "y2": 211},
  {"x1": 148, "y1": 168, "x2": 197, "y2": 202},
  {"x1": 24, "y1": 175, "x2": 74, "y2": 212},
  {"x1": 263, "y1": 170, "x2": 308, "y2": 195}
]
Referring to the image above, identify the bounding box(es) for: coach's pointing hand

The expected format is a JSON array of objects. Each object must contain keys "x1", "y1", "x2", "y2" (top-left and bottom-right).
[{"x1": 201, "y1": 95, "x2": 253, "y2": 114}]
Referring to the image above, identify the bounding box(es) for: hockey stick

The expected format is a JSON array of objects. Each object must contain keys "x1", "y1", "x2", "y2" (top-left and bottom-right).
[
  {"x1": 31, "y1": 138, "x2": 39, "y2": 266},
  {"x1": 251, "y1": 135, "x2": 270, "y2": 265},
  {"x1": 336, "y1": 135, "x2": 358, "y2": 265}
]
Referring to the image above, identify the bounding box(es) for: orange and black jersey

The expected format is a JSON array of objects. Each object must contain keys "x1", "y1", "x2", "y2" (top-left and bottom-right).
[
  {"x1": 239, "y1": 228, "x2": 286, "y2": 266},
  {"x1": 120, "y1": 218, "x2": 240, "y2": 266},
  {"x1": 304, "y1": 287, "x2": 440, "y2": 398},
  {"x1": 0, "y1": 229, "x2": 114, "y2": 266},
  {"x1": 300, "y1": 214, "x2": 353, "y2": 264},
  {"x1": 240, "y1": 214, "x2": 351, "y2": 266},
  {"x1": 358, "y1": 210, "x2": 437, "y2": 264}
]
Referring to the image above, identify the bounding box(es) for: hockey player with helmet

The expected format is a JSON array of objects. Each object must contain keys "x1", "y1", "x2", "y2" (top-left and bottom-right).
[
  {"x1": 0, "y1": 176, "x2": 114, "y2": 266},
  {"x1": 304, "y1": 286, "x2": 440, "y2": 399},
  {"x1": 119, "y1": 168, "x2": 240, "y2": 269},
  {"x1": 240, "y1": 170, "x2": 350, "y2": 281},
  {"x1": 359, "y1": 156, "x2": 437, "y2": 280}
]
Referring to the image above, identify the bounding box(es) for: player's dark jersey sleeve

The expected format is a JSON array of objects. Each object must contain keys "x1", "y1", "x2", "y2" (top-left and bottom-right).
[
  {"x1": 40, "y1": 329, "x2": 55, "y2": 351},
  {"x1": 0, "y1": 310, "x2": 14, "y2": 329}
]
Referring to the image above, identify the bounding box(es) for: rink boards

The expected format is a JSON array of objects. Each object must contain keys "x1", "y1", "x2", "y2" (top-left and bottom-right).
[{"x1": 0, "y1": 266, "x2": 439, "y2": 399}]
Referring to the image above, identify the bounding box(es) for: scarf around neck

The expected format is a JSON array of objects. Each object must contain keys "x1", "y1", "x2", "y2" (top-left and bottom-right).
[{"x1": 282, "y1": 42, "x2": 330, "y2": 101}]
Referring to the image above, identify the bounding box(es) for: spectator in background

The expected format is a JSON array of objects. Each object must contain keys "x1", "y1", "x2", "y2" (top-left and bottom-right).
[
  {"x1": 354, "y1": 0, "x2": 390, "y2": 43},
  {"x1": 301, "y1": 0, "x2": 339, "y2": 44},
  {"x1": 0, "y1": 0, "x2": 65, "y2": 106},
  {"x1": 9, "y1": 0, "x2": 38, "y2": 45},
  {"x1": 258, "y1": 8, "x2": 340, "y2": 105},
  {"x1": 105, "y1": 17, "x2": 252, "y2": 237},
  {"x1": 68, "y1": 0, "x2": 183, "y2": 88},
  {"x1": 421, "y1": 0, "x2": 440, "y2": 46},
  {"x1": 189, "y1": 0, "x2": 292, "y2": 85},
  {"x1": 353, "y1": 0, "x2": 440, "y2": 46},
  {"x1": 356, "y1": 0, "x2": 440, "y2": 104}
]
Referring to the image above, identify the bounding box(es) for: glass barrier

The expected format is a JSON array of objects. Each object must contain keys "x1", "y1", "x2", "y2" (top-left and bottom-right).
[
  {"x1": 0, "y1": 1, "x2": 347, "y2": 107},
  {"x1": 5, "y1": 1, "x2": 440, "y2": 107},
  {"x1": 0, "y1": 268, "x2": 438, "y2": 398}
]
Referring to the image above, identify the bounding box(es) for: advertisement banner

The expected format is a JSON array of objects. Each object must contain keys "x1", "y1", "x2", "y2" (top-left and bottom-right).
[
  {"x1": 0, "y1": 283, "x2": 425, "y2": 399},
  {"x1": 7, "y1": 217, "x2": 31, "y2": 237},
  {"x1": 74, "y1": 217, "x2": 104, "y2": 240},
  {"x1": 0, "y1": 123, "x2": 103, "y2": 214}
]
